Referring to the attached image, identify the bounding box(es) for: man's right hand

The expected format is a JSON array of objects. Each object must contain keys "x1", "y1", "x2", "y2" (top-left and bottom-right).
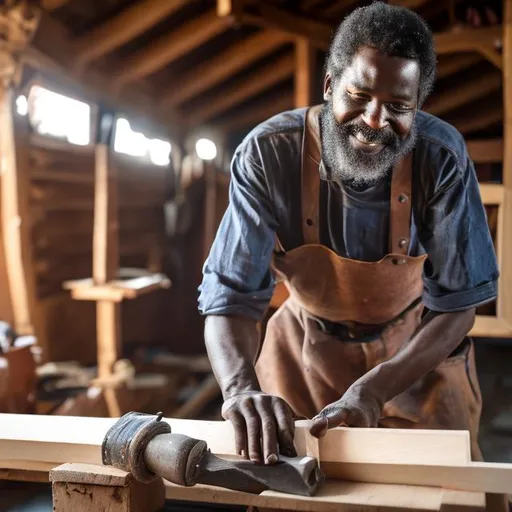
[{"x1": 221, "y1": 391, "x2": 297, "y2": 465}]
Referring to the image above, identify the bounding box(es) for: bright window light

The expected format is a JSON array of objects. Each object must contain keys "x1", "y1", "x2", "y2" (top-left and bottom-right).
[
  {"x1": 16, "y1": 95, "x2": 28, "y2": 116},
  {"x1": 28, "y1": 86, "x2": 91, "y2": 146},
  {"x1": 114, "y1": 117, "x2": 171, "y2": 166},
  {"x1": 196, "y1": 138, "x2": 217, "y2": 161}
]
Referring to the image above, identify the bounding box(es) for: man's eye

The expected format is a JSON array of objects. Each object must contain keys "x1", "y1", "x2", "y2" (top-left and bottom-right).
[
  {"x1": 348, "y1": 91, "x2": 368, "y2": 101},
  {"x1": 389, "y1": 103, "x2": 412, "y2": 113}
]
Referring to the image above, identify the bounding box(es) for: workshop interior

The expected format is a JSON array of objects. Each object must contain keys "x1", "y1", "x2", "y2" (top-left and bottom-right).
[{"x1": 0, "y1": 0, "x2": 511, "y2": 511}]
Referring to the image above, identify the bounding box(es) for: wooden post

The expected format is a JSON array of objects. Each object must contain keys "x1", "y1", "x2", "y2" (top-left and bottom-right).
[
  {"x1": 294, "y1": 37, "x2": 316, "y2": 108},
  {"x1": 51, "y1": 463, "x2": 165, "y2": 512}
]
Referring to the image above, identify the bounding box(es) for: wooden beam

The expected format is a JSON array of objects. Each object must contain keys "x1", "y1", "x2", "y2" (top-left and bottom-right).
[
  {"x1": 436, "y1": 53, "x2": 481, "y2": 80},
  {"x1": 0, "y1": 414, "x2": 471, "y2": 468},
  {"x1": 321, "y1": 0, "x2": 359, "y2": 18},
  {"x1": 467, "y1": 139, "x2": 503, "y2": 163},
  {"x1": 504, "y1": 0, "x2": 512, "y2": 187},
  {"x1": 73, "y1": 0, "x2": 189, "y2": 66},
  {"x1": 41, "y1": 0, "x2": 70, "y2": 10},
  {"x1": 425, "y1": 72, "x2": 501, "y2": 117},
  {"x1": 497, "y1": 189, "x2": 512, "y2": 330},
  {"x1": 295, "y1": 38, "x2": 317, "y2": 108},
  {"x1": 186, "y1": 53, "x2": 294, "y2": 125},
  {"x1": 161, "y1": 31, "x2": 290, "y2": 108},
  {"x1": 452, "y1": 103, "x2": 503, "y2": 134},
  {"x1": 388, "y1": 0, "x2": 430, "y2": 8},
  {"x1": 434, "y1": 26, "x2": 503, "y2": 69},
  {"x1": 242, "y1": 3, "x2": 332, "y2": 50},
  {"x1": 112, "y1": 10, "x2": 230, "y2": 89},
  {"x1": 213, "y1": 93, "x2": 294, "y2": 134}
]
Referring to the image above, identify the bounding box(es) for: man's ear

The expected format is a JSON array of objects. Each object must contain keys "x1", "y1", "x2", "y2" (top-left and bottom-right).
[{"x1": 323, "y1": 73, "x2": 333, "y2": 101}]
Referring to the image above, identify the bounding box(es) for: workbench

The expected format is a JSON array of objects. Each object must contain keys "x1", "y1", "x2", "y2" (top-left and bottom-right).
[{"x1": 1, "y1": 414, "x2": 510, "y2": 511}]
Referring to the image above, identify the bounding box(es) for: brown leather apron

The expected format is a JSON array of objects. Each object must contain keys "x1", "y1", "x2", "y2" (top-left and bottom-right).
[{"x1": 255, "y1": 105, "x2": 483, "y2": 460}]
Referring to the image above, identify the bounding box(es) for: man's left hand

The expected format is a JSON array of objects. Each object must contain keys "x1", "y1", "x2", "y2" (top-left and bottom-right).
[{"x1": 309, "y1": 385, "x2": 383, "y2": 438}]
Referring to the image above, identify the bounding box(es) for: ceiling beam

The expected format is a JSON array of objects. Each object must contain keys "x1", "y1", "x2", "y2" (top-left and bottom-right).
[
  {"x1": 161, "y1": 30, "x2": 290, "y2": 109},
  {"x1": 72, "y1": 0, "x2": 189, "y2": 67},
  {"x1": 434, "y1": 25, "x2": 503, "y2": 69},
  {"x1": 452, "y1": 103, "x2": 503, "y2": 134},
  {"x1": 112, "y1": 10, "x2": 230, "y2": 89},
  {"x1": 240, "y1": 3, "x2": 332, "y2": 50},
  {"x1": 212, "y1": 93, "x2": 294, "y2": 134},
  {"x1": 28, "y1": 13, "x2": 181, "y2": 140},
  {"x1": 425, "y1": 72, "x2": 501, "y2": 117},
  {"x1": 388, "y1": 0, "x2": 431, "y2": 9},
  {"x1": 466, "y1": 139, "x2": 503, "y2": 163},
  {"x1": 41, "y1": 0, "x2": 70, "y2": 11},
  {"x1": 436, "y1": 53, "x2": 481, "y2": 79},
  {"x1": 186, "y1": 52, "x2": 294, "y2": 126}
]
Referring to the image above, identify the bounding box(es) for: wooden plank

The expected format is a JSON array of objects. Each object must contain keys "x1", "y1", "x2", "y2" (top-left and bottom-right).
[
  {"x1": 295, "y1": 38, "x2": 316, "y2": 108},
  {"x1": 497, "y1": 188, "x2": 512, "y2": 328},
  {"x1": 467, "y1": 139, "x2": 503, "y2": 163},
  {"x1": 504, "y1": 0, "x2": 512, "y2": 187},
  {"x1": 479, "y1": 183, "x2": 504, "y2": 206},
  {"x1": 0, "y1": 414, "x2": 471, "y2": 470},
  {"x1": 426, "y1": 73, "x2": 501, "y2": 117},
  {"x1": 470, "y1": 316, "x2": 512, "y2": 338},
  {"x1": 324, "y1": 461, "x2": 512, "y2": 494},
  {"x1": 166, "y1": 479, "x2": 446, "y2": 511},
  {"x1": 93, "y1": 144, "x2": 118, "y2": 285},
  {"x1": 440, "y1": 489, "x2": 485, "y2": 511},
  {"x1": 112, "y1": 10, "x2": 230, "y2": 88},
  {"x1": 161, "y1": 31, "x2": 290, "y2": 108},
  {"x1": 187, "y1": 52, "x2": 294, "y2": 125},
  {"x1": 0, "y1": 87, "x2": 35, "y2": 335},
  {"x1": 96, "y1": 301, "x2": 121, "y2": 382},
  {"x1": 73, "y1": 0, "x2": 189, "y2": 66}
]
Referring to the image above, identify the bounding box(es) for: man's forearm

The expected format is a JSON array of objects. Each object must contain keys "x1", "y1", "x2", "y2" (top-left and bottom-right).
[
  {"x1": 355, "y1": 308, "x2": 476, "y2": 403},
  {"x1": 204, "y1": 315, "x2": 261, "y2": 400}
]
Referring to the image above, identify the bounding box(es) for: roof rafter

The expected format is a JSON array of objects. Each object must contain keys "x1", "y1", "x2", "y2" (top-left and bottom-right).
[
  {"x1": 41, "y1": 0, "x2": 70, "y2": 11},
  {"x1": 72, "y1": 0, "x2": 189, "y2": 67},
  {"x1": 436, "y1": 53, "x2": 481, "y2": 79},
  {"x1": 212, "y1": 93, "x2": 293, "y2": 134},
  {"x1": 186, "y1": 52, "x2": 294, "y2": 126},
  {"x1": 426, "y1": 72, "x2": 502, "y2": 117},
  {"x1": 453, "y1": 103, "x2": 503, "y2": 134},
  {"x1": 160, "y1": 30, "x2": 290, "y2": 109},
  {"x1": 112, "y1": 10, "x2": 231, "y2": 89}
]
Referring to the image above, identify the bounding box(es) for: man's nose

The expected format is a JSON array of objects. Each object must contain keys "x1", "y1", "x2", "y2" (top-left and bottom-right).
[{"x1": 361, "y1": 101, "x2": 388, "y2": 130}]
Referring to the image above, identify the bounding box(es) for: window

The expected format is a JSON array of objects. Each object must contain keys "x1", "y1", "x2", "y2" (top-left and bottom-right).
[
  {"x1": 27, "y1": 85, "x2": 91, "y2": 146},
  {"x1": 114, "y1": 118, "x2": 171, "y2": 167}
]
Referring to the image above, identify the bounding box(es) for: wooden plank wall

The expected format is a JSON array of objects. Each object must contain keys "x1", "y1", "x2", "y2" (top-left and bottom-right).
[{"x1": 27, "y1": 137, "x2": 170, "y2": 364}]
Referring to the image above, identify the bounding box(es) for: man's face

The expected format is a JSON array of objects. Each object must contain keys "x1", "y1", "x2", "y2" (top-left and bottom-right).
[{"x1": 320, "y1": 46, "x2": 420, "y2": 187}]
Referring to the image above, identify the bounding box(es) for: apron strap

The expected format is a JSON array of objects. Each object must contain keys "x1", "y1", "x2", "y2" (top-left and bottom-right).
[
  {"x1": 301, "y1": 106, "x2": 322, "y2": 245},
  {"x1": 301, "y1": 104, "x2": 414, "y2": 253},
  {"x1": 389, "y1": 151, "x2": 413, "y2": 255}
]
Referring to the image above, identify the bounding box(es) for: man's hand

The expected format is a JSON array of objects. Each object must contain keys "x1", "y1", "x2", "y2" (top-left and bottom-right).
[
  {"x1": 221, "y1": 391, "x2": 297, "y2": 464},
  {"x1": 309, "y1": 385, "x2": 383, "y2": 438}
]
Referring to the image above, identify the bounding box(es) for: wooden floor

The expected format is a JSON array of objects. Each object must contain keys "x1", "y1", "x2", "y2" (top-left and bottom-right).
[{"x1": 1, "y1": 338, "x2": 511, "y2": 512}]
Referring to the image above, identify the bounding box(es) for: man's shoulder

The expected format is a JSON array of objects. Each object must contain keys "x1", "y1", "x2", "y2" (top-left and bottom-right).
[
  {"x1": 236, "y1": 108, "x2": 306, "y2": 163},
  {"x1": 415, "y1": 110, "x2": 468, "y2": 168}
]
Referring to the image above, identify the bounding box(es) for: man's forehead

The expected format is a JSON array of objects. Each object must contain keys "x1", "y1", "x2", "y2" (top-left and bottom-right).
[{"x1": 344, "y1": 46, "x2": 420, "y2": 96}]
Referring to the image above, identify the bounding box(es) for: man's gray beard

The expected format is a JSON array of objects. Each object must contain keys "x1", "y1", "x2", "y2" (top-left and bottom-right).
[{"x1": 319, "y1": 101, "x2": 417, "y2": 189}]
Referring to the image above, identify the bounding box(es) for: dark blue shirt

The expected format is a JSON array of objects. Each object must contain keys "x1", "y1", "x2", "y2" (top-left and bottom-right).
[{"x1": 198, "y1": 107, "x2": 499, "y2": 321}]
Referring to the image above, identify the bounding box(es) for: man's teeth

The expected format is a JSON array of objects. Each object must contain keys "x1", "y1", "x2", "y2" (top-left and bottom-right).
[{"x1": 355, "y1": 133, "x2": 378, "y2": 146}]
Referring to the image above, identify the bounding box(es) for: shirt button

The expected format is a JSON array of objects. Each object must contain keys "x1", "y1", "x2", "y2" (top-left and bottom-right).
[
  {"x1": 398, "y1": 194, "x2": 408, "y2": 203},
  {"x1": 392, "y1": 258, "x2": 407, "y2": 265},
  {"x1": 398, "y1": 238, "x2": 409, "y2": 248}
]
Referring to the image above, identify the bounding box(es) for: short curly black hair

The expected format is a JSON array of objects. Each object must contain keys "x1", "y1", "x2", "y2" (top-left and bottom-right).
[{"x1": 326, "y1": 1, "x2": 437, "y2": 106}]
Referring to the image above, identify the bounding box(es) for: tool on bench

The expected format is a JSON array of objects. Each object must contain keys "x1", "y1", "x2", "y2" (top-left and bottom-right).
[{"x1": 102, "y1": 411, "x2": 324, "y2": 496}]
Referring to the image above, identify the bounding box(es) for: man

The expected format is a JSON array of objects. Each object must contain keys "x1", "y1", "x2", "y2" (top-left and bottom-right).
[{"x1": 198, "y1": 2, "x2": 499, "y2": 465}]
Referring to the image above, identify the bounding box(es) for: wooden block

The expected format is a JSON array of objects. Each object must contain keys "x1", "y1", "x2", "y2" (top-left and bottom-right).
[
  {"x1": 440, "y1": 489, "x2": 485, "y2": 511},
  {"x1": 51, "y1": 463, "x2": 164, "y2": 512}
]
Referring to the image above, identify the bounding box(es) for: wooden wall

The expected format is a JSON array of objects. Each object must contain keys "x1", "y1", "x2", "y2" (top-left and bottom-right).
[{"x1": 26, "y1": 131, "x2": 173, "y2": 364}]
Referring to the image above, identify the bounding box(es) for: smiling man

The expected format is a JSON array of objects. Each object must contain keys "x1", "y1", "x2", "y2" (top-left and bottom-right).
[{"x1": 198, "y1": 2, "x2": 499, "y2": 465}]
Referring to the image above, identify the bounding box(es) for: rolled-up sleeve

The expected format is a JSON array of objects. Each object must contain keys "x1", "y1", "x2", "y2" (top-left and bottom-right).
[
  {"x1": 198, "y1": 139, "x2": 278, "y2": 320},
  {"x1": 419, "y1": 149, "x2": 499, "y2": 312}
]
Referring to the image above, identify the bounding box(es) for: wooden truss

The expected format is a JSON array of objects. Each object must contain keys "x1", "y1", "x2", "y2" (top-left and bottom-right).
[{"x1": 0, "y1": 413, "x2": 511, "y2": 511}]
